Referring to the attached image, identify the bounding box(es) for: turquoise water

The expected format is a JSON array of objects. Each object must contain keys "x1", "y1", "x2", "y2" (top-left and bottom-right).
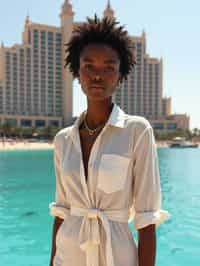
[{"x1": 0, "y1": 148, "x2": 200, "y2": 265}]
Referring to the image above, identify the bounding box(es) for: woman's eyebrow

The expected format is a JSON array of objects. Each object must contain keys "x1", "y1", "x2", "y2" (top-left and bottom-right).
[
  {"x1": 82, "y1": 57, "x2": 93, "y2": 62},
  {"x1": 81, "y1": 57, "x2": 119, "y2": 64},
  {"x1": 104, "y1": 59, "x2": 119, "y2": 64}
]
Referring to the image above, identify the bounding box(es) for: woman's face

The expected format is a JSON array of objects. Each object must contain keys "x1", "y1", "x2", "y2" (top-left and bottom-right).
[{"x1": 78, "y1": 43, "x2": 121, "y2": 102}]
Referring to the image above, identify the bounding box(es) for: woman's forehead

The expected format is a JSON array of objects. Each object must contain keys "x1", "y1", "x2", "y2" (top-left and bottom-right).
[{"x1": 80, "y1": 43, "x2": 120, "y2": 62}]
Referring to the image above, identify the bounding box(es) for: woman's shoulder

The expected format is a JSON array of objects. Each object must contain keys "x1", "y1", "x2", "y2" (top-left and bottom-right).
[
  {"x1": 123, "y1": 114, "x2": 154, "y2": 146},
  {"x1": 53, "y1": 126, "x2": 73, "y2": 145},
  {"x1": 124, "y1": 114, "x2": 152, "y2": 131}
]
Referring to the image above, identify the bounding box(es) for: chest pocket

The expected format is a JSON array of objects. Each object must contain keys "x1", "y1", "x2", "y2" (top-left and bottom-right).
[{"x1": 97, "y1": 154, "x2": 131, "y2": 194}]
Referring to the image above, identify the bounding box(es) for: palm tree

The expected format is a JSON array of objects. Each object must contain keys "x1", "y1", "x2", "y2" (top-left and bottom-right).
[
  {"x1": 1, "y1": 122, "x2": 12, "y2": 137},
  {"x1": 12, "y1": 126, "x2": 23, "y2": 139},
  {"x1": 192, "y1": 128, "x2": 198, "y2": 136}
]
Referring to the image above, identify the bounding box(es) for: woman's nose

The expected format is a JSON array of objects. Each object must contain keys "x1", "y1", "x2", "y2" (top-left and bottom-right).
[
  {"x1": 90, "y1": 68, "x2": 104, "y2": 81},
  {"x1": 91, "y1": 67, "x2": 105, "y2": 79},
  {"x1": 93, "y1": 75, "x2": 102, "y2": 81}
]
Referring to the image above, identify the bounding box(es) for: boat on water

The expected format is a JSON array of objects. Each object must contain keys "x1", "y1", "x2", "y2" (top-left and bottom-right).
[{"x1": 168, "y1": 137, "x2": 199, "y2": 148}]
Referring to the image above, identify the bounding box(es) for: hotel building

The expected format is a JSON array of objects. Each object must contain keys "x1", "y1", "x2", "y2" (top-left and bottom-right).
[{"x1": 0, "y1": 0, "x2": 189, "y2": 131}]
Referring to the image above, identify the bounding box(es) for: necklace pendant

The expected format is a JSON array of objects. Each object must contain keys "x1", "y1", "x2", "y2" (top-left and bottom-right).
[{"x1": 83, "y1": 113, "x2": 105, "y2": 136}]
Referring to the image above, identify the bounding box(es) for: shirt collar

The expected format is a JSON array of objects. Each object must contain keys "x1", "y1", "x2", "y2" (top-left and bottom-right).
[{"x1": 65, "y1": 102, "x2": 126, "y2": 140}]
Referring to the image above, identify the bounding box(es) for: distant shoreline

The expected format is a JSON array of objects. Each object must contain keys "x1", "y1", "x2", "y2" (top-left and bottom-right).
[
  {"x1": 0, "y1": 139, "x2": 168, "y2": 150},
  {"x1": 0, "y1": 139, "x2": 199, "y2": 151},
  {"x1": 0, "y1": 139, "x2": 54, "y2": 151}
]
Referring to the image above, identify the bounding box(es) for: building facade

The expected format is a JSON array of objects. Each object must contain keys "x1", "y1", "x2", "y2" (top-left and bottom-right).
[
  {"x1": 109, "y1": 7, "x2": 189, "y2": 131},
  {"x1": 0, "y1": 1, "x2": 74, "y2": 128},
  {"x1": 0, "y1": 0, "x2": 189, "y2": 131}
]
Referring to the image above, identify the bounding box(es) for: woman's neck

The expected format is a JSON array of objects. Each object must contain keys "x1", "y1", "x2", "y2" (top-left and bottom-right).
[{"x1": 84, "y1": 100, "x2": 114, "y2": 129}]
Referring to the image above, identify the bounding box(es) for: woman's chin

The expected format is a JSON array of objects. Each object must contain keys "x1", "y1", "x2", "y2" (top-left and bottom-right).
[{"x1": 87, "y1": 89, "x2": 107, "y2": 98}]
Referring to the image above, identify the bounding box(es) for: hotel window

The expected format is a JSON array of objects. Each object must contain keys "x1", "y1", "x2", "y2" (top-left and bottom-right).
[
  {"x1": 48, "y1": 74, "x2": 54, "y2": 80},
  {"x1": 56, "y1": 33, "x2": 62, "y2": 39},
  {"x1": 41, "y1": 31, "x2": 46, "y2": 38},
  {"x1": 56, "y1": 58, "x2": 62, "y2": 64},
  {"x1": 41, "y1": 43, "x2": 46, "y2": 50},
  {"x1": 56, "y1": 73, "x2": 62, "y2": 78},
  {"x1": 167, "y1": 123, "x2": 177, "y2": 130},
  {"x1": 56, "y1": 76, "x2": 62, "y2": 81},
  {"x1": 41, "y1": 55, "x2": 46, "y2": 61},
  {"x1": 34, "y1": 50, "x2": 38, "y2": 56},
  {"x1": 48, "y1": 75, "x2": 53, "y2": 81},
  {"x1": 56, "y1": 84, "x2": 62, "y2": 89},
  {"x1": 21, "y1": 119, "x2": 32, "y2": 127},
  {"x1": 41, "y1": 42, "x2": 46, "y2": 48},
  {"x1": 56, "y1": 65, "x2": 62, "y2": 70},
  {"x1": 48, "y1": 48, "x2": 53, "y2": 55},
  {"x1": 48, "y1": 60, "x2": 53, "y2": 66},
  {"x1": 6, "y1": 60, "x2": 10, "y2": 66},
  {"x1": 41, "y1": 64, "x2": 46, "y2": 70},
  {"x1": 153, "y1": 123, "x2": 164, "y2": 129},
  {"x1": 56, "y1": 44, "x2": 62, "y2": 51},
  {"x1": 33, "y1": 41, "x2": 38, "y2": 48},
  {"x1": 48, "y1": 43, "x2": 53, "y2": 49},
  {"x1": 49, "y1": 120, "x2": 59, "y2": 127},
  {"x1": 56, "y1": 49, "x2": 61, "y2": 57},
  {"x1": 56, "y1": 48, "x2": 61, "y2": 53},
  {"x1": 137, "y1": 43, "x2": 142, "y2": 49},
  {"x1": 48, "y1": 32, "x2": 53, "y2": 37}
]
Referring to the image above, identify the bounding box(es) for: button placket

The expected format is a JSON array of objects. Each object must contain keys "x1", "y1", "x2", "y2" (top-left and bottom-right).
[
  {"x1": 87, "y1": 125, "x2": 108, "y2": 199},
  {"x1": 77, "y1": 124, "x2": 108, "y2": 204},
  {"x1": 87, "y1": 135, "x2": 102, "y2": 188}
]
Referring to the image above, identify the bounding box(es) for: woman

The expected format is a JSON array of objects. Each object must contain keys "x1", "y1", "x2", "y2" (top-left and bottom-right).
[{"x1": 49, "y1": 15, "x2": 170, "y2": 266}]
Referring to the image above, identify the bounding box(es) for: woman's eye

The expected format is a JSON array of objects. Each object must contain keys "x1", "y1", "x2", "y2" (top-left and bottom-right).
[
  {"x1": 105, "y1": 66, "x2": 114, "y2": 72},
  {"x1": 85, "y1": 64, "x2": 93, "y2": 70}
]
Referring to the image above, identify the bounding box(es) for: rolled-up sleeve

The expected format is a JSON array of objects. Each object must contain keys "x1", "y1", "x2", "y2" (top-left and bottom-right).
[
  {"x1": 49, "y1": 135, "x2": 69, "y2": 219},
  {"x1": 132, "y1": 125, "x2": 170, "y2": 230}
]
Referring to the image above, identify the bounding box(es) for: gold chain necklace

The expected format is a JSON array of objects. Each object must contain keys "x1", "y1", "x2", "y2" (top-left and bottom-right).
[{"x1": 83, "y1": 113, "x2": 106, "y2": 136}]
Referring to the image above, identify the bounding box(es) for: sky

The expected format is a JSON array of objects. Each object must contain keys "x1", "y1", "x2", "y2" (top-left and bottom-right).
[{"x1": 0, "y1": 0, "x2": 199, "y2": 130}]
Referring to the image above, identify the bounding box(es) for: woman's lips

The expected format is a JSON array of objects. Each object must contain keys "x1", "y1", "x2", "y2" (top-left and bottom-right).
[
  {"x1": 89, "y1": 86, "x2": 105, "y2": 96},
  {"x1": 89, "y1": 86, "x2": 105, "y2": 90}
]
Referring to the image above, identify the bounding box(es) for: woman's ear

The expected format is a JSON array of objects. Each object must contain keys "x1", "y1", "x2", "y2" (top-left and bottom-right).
[
  {"x1": 76, "y1": 72, "x2": 80, "y2": 83},
  {"x1": 77, "y1": 70, "x2": 81, "y2": 83},
  {"x1": 117, "y1": 75, "x2": 122, "y2": 85}
]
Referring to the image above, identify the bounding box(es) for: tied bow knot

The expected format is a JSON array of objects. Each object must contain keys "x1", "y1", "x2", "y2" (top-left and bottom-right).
[
  {"x1": 70, "y1": 206, "x2": 129, "y2": 266},
  {"x1": 87, "y1": 208, "x2": 99, "y2": 219}
]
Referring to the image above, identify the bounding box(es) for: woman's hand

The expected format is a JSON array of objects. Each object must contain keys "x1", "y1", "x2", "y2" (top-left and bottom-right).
[
  {"x1": 49, "y1": 216, "x2": 64, "y2": 266},
  {"x1": 138, "y1": 224, "x2": 156, "y2": 266}
]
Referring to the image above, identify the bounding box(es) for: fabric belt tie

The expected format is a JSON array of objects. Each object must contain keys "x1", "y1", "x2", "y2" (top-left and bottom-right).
[{"x1": 70, "y1": 206, "x2": 129, "y2": 266}]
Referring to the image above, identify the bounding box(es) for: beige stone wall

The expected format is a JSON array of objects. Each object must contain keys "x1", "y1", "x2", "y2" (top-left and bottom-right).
[
  {"x1": 168, "y1": 114, "x2": 190, "y2": 130},
  {"x1": 60, "y1": 2, "x2": 74, "y2": 126},
  {"x1": 0, "y1": 114, "x2": 63, "y2": 127},
  {"x1": 162, "y1": 97, "x2": 171, "y2": 116},
  {"x1": 150, "y1": 114, "x2": 190, "y2": 131},
  {"x1": 0, "y1": 45, "x2": 5, "y2": 84}
]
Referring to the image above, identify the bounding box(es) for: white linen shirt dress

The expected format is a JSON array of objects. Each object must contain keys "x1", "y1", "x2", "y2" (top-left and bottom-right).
[{"x1": 49, "y1": 102, "x2": 170, "y2": 266}]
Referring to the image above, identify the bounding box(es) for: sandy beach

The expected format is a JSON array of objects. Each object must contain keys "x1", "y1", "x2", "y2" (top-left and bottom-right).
[
  {"x1": 0, "y1": 138, "x2": 54, "y2": 150},
  {"x1": 1, "y1": 138, "x2": 199, "y2": 151},
  {"x1": 0, "y1": 138, "x2": 170, "y2": 151}
]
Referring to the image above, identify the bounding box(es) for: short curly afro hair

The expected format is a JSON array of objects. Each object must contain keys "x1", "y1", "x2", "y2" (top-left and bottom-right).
[{"x1": 64, "y1": 14, "x2": 136, "y2": 82}]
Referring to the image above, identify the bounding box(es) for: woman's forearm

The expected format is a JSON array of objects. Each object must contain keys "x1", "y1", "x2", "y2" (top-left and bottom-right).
[
  {"x1": 49, "y1": 216, "x2": 64, "y2": 266},
  {"x1": 138, "y1": 224, "x2": 156, "y2": 266}
]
